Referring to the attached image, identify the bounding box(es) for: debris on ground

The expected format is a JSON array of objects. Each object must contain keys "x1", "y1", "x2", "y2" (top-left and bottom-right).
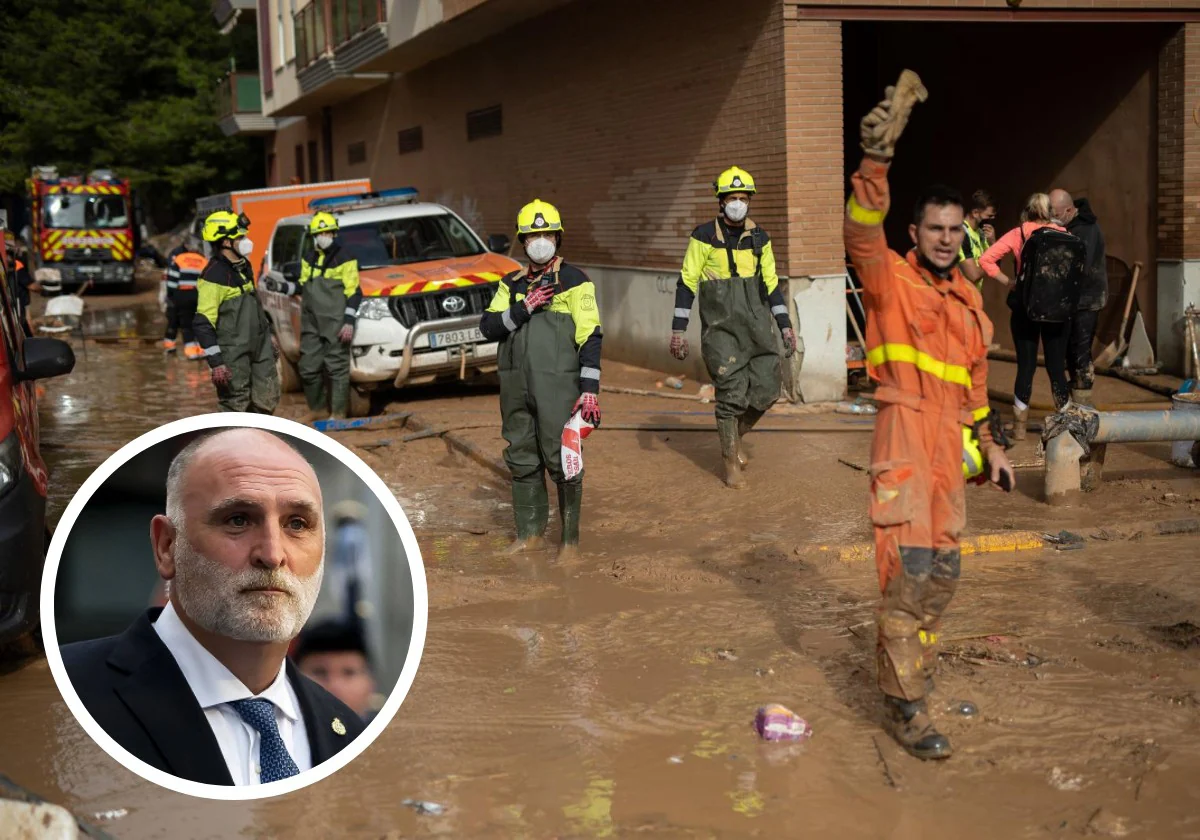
[
  {"x1": 402, "y1": 799, "x2": 447, "y2": 816},
  {"x1": 668, "y1": 756, "x2": 684, "y2": 764},
  {"x1": 838, "y1": 458, "x2": 866, "y2": 472},
  {"x1": 754, "y1": 704, "x2": 813, "y2": 742},
  {"x1": 835, "y1": 400, "x2": 877, "y2": 415},
  {"x1": 1048, "y1": 766, "x2": 1084, "y2": 791},
  {"x1": 93, "y1": 809, "x2": 129, "y2": 821},
  {"x1": 952, "y1": 700, "x2": 978, "y2": 717},
  {"x1": 0, "y1": 799, "x2": 80, "y2": 838},
  {"x1": 1085, "y1": 807, "x2": 1130, "y2": 837},
  {"x1": 1042, "y1": 530, "x2": 1085, "y2": 551},
  {"x1": 1150, "y1": 621, "x2": 1200, "y2": 650},
  {"x1": 716, "y1": 649, "x2": 738, "y2": 661},
  {"x1": 698, "y1": 383, "x2": 715, "y2": 402}
]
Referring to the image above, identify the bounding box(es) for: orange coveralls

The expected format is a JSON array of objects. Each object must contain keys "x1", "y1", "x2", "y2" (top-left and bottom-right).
[{"x1": 844, "y1": 156, "x2": 996, "y2": 701}]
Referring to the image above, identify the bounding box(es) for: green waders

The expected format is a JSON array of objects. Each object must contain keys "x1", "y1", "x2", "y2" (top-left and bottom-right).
[
  {"x1": 498, "y1": 308, "x2": 583, "y2": 557},
  {"x1": 298, "y1": 278, "x2": 352, "y2": 418},
  {"x1": 215, "y1": 291, "x2": 280, "y2": 414},
  {"x1": 698, "y1": 274, "x2": 780, "y2": 487}
]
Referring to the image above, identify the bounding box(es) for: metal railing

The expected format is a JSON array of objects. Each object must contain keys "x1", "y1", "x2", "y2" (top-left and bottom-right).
[
  {"x1": 295, "y1": 0, "x2": 387, "y2": 69},
  {"x1": 217, "y1": 72, "x2": 263, "y2": 117}
]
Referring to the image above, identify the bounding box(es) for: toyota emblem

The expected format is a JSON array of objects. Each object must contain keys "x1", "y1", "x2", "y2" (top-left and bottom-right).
[{"x1": 441, "y1": 294, "x2": 466, "y2": 314}]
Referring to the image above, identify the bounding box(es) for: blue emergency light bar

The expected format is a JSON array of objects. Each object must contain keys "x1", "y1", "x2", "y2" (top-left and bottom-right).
[{"x1": 309, "y1": 187, "x2": 419, "y2": 212}]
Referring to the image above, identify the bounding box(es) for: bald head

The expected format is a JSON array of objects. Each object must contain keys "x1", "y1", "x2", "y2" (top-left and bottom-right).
[
  {"x1": 1049, "y1": 189, "x2": 1075, "y2": 224},
  {"x1": 165, "y1": 428, "x2": 320, "y2": 527}
]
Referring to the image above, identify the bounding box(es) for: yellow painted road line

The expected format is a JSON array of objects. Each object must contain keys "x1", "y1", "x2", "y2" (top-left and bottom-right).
[{"x1": 815, "y1": 531, "x2": 1046, "y2": 564}]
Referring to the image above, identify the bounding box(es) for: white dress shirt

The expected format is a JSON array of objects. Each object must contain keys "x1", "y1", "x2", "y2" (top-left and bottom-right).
[{"x1": 152, "y1": 601, "x2": 312, "y2": 785}]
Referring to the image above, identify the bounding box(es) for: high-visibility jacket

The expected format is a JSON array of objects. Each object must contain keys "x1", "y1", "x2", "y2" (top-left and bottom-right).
[
  {"x1": 279, "y1": 242, "x2": 362, "y2": 327},
  {"x1": 844, "y1": 157, "x2": 995, "y2": 443},
  {"x1": 193, "y1": 253, "x2": 269, "y2": 369},
  {"x1": 166, "y1": 247, "x2": 206, "y2": 293}
]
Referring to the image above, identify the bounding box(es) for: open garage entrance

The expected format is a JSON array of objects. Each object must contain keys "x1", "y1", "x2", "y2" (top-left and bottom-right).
[{"x1": 842, "y1": 20, "x2": 1178, "y2": 353}]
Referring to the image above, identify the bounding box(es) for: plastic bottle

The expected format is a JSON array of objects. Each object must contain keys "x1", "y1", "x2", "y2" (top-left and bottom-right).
[
  {"x1": 754, "y1": 704, "x2": 813, "y2": 742},
  {"x1": 835, "y1": 400, "x2": 877, "y2": 415},
  {"x1": 664, "y1": 376, "x2": 685, "y2": 390}
]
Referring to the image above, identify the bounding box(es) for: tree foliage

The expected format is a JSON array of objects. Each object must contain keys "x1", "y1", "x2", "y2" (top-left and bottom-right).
[{"x1": 0, "y1": 0, "x2": 264, "y2": 231}]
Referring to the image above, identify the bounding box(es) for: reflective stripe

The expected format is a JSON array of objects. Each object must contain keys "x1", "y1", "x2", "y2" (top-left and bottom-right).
[
  {"x1": 178, "y1": 284, "x2": 196, "y2": 291},
  {"x1": 847, "y1": 195, "x2": 885, "y2": 226},
  {"x1": 344, "y1": 306, "x2": 357, "y2": 316},
  {"x1": 501, "y1": 309, "x2": 517, "y2": 333},
  {"x1": 674, "y1": 307, "x2": 691, "y2": 319},
  {"x1": 166, "y1": 268, "x2": 181, "y2": 279},
  {"x1": 166, "y1": 280, "x2": 179, "y2": 289},
  {"x1": 771, "y1": 304, "x2": 788, "y2": 317},
  {"x1": 204, "y1": 345, "x2": 222, "y2": 357},
  {"x1": 866, "y1": 343, "x2": 973, "y2": 388},
  {"x1": 918, "y1": 630, "x2": 938, "y2": 646},
  {"x1": 972, "y1": 406, "x2": 991, "y2": 422},
  {"x1": 580, "y1": 366, "x2": 601, "y2": 381}
]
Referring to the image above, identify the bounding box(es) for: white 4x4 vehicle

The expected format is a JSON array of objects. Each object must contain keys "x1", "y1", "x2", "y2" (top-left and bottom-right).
[{"x1": 258, "y1": 189, "x2": 522, "y2": 416}]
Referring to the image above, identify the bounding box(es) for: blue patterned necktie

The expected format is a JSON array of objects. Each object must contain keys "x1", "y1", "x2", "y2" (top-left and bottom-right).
[{"x1": 229, "y1": 698, "x2": 300, "y2": 783}]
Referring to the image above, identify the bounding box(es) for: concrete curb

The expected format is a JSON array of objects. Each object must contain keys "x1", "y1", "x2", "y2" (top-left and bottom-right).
[{"x1": 816, "y1": 531, "x2": 1047, "y2": 565}]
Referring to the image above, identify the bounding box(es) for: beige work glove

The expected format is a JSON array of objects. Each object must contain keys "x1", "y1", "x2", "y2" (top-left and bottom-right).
[{"x1": 860, "y1": 70, "x2": 928, "y2": 161}]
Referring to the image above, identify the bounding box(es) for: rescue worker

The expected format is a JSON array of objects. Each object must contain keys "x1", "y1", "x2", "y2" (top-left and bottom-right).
[
  {"x1": 479, "y1": 200, "x2": 602, "y2": 562},
  {"x1": 845, "y1": 81, "x2": 1016, "y2": 760},
  {"x1": 263, "y1": 211, "x2": 361, "y2": 421},
  {"x1": 668, "y1": 167, "x2": 798, "y2": 489},
  {"x1": 956, "y1": 189, "x2": 997, "y2": 291},
  {"x1": 5, "y1": 231, "x2": 38, "y2": 336},
  {"x1": 193, "y1": 210, "x2": 280, "y2": 414},
  {"x1": 162, "y1": 234, "x2": 208, "y2": 359}
]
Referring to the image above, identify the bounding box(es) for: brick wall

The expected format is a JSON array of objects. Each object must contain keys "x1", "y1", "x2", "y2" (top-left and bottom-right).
[
  {"x1": 781, "y1": 13, "x2": 844, "y2": 278},
  {"x1": 329, "y1": 0, "x2": 791, "y2": 273},
  {"x1": 1158, "y1": 22, "x2": 1200, "y2": 261}
]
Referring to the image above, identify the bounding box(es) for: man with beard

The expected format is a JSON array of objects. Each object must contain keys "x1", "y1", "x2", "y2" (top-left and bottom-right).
[{"x1": 60, "y1": 428, "x2": 366, "y2": 786}]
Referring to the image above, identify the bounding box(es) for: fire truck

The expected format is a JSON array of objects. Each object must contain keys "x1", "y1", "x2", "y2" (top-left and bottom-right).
[{"x1": 25, "y1": 166, "x2": 141, "y2": 292}]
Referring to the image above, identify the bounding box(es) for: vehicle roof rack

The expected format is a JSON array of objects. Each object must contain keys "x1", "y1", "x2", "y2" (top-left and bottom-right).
[{"x1": 308, "y1": 187, "x2": 419, "y2": 214}]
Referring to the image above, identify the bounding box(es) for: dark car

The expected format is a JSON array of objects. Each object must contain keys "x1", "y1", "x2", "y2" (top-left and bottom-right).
[{"x1": 0, "y1": 235, "x2": 76, "y2": 648}]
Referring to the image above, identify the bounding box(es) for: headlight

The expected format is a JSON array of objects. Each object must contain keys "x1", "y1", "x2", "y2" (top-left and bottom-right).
[
  {"x1": 357, "y1": 298, "x2": 392, "y2": 320},
  {"x1": 0, "y1": 433, "x2": 21, "y2": 498}
]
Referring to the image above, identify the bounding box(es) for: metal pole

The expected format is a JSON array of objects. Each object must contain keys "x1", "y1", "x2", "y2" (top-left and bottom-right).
[{"x1": 1092, "y1": 409, "x2": 1200, "y2": 444}]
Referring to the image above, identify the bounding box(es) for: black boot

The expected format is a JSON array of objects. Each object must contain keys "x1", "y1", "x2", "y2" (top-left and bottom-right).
[
  {"x1": 716, "y1": 417, "x2": 745, "y2": 489},
  {"x1": 736, "y1": 407, "x2": 764, "y2": 468},
  {"x1": 556, "y1": 482, "x2": 583, "y2": 562},
  {"x1": 503, "y1": 481, "x2": 548, "y2": 554},
  {"x1": 882, "y1": 695, "x2": 953, "y2": 760}
]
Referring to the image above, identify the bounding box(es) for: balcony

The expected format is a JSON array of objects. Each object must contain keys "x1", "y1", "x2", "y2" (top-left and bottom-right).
[
  {"x1": 216, "y1": 72, "x2": 279, "y2": 136},
  {"x1": 290, "y1": 1, "x2": 391, "y2": 102}
]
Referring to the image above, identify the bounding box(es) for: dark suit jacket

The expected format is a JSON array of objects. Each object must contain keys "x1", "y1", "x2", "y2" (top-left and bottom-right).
[{"x1": 60, "y1": 608, "x2": 367, "y2": 785}]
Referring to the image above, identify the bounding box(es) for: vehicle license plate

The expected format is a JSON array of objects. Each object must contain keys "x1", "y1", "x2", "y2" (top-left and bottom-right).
[{"x1": 429, "y1": 327, "x2": 484, "y2": 348}]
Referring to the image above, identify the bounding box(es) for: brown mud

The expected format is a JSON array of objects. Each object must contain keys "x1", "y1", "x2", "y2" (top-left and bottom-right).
[{"x1": 2, "y1": 310, "x2": 1199, "y2": 838}]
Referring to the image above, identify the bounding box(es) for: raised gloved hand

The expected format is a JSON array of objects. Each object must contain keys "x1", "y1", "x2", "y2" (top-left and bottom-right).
[
  {"x1": 669, "y1": 331, "x2": 689, "y2": 361},
  {"x1": 211, "y1": 364, "x2": 232, "y2": 388},
  {"x1": 860, "y1": 70, "x2": 928, "y2": 161},
  {"x1": 338, "y1": 324, "x2": 354, "y2": 344},
  {"x1": 523, "y1": 282, "x2": 555, "y2": 315},
  {"x1": 574, "y1": 393, "x2": 601, "y2": 427},
  {"x1": 781, "y1": 327, "x2": 797, "y2": 358}
]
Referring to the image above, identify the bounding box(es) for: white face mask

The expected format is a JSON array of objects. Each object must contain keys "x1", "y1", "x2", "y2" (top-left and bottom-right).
[
  {"x1": 723, "y1": 200, "x2": 748, "y2": 223},
  {"x1": 524, "y1": 236, "x2": 556, "y2": 265},
  {"x1": 315, "y1": 233, "x2": 334, "y2": 251},
  {"x1": 235, "y1": 237, "x2": 254, "y2": 257}
]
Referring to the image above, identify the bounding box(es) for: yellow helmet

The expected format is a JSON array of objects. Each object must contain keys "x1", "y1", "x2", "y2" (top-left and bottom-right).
[
  {"x1": 516, "y1": 199, "x2": 563, "y2": 236},
  {"x1": 962, "y1": 426, "x2": 984, "y2": 480},
  {"x1": 309, "y1": 211, "x2": 339, "y2": 234},
  {"x1": 201, "y1": 210, "x2": 247, "y2": 243},
  {"x1": 713, "y1": 166, "x2": 757, "y2": 197}
]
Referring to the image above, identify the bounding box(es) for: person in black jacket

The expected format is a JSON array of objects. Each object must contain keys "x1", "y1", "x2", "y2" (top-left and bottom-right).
[{"x1": 1050, "y1": 190, "x2": 1108, "y2": 406}]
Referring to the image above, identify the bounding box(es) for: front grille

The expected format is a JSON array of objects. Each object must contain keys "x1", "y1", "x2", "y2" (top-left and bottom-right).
[
  {"x1": 388, "y1": 285, "x2": 495, "y2": 328},
  {"x1": 64, "y1": 248, "x2": 113, "y2": 262}
]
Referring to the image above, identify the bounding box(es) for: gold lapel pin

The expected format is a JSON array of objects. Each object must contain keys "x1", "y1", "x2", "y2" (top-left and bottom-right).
[{"x1": 332, "y1": 717, "x2": 347, "y2": 736}]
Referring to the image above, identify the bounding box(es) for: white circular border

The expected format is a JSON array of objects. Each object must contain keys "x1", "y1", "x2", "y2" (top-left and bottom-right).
[{"x1": 39, "y1": 411, "x2": 429, "y2": 801}]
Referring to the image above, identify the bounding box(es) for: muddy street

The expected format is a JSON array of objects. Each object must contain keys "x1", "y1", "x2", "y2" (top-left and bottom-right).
[{"x1": 5, "y1": 305, "x2": 1200, "y2": 838}]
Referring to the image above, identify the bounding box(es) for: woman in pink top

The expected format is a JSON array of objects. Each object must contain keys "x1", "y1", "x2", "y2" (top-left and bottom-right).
[{"x1": 978, "y1": 193, "x2": 1071, "y2": 439}]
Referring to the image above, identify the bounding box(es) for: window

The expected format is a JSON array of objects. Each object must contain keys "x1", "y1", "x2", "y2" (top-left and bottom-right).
[
  {"x1": 397, "y1": 126, "x2": 423, "y2": 155},
  {"x1": 466, "y1": 105, "x2": 502, "y2": 141},
  {"x1": 43, "y1": 194, "x2": 129, "y2": 229},
  {"x1": 276, "y1": 2, "x2": 287, "y2": 67},
  {"x1": 339, "y1": 214, "x2": 485, "y2": 270},
  {"x1": 259, "y1": 2, "x2": 274, "y2": 95},
  {"x1": 308, "y1": 140, "x2": 319, "y2": 182},
  {"x1": 347, "y1": 141, "x2": 366, "y2": 166},
  {"x1": 270, "y1": 224, "x2": 306, "y2": 270},
  {"x1": 295, "y1": 144, "x2": 305, "y2": 182}
]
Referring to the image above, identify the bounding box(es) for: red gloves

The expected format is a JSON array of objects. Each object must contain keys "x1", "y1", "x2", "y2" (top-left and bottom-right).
[
  {"x1": 338, "y1": 324, "x2": 354, "y2": 344},
  {"x1": 211, "y1": 365, "x2": 232, "y2": 388},
  {"x1": 781, "y1": 327, "x2": 797, "y2": 358},
  {"x1": 575, "y1": 393, "x2": 601, "y2": 427},
  {"x1": 669, "y1": 331, "x2": 689, "y2": 361},
  {"x1": 523, "y1": 283, "x2": 555, "y2": 315}
]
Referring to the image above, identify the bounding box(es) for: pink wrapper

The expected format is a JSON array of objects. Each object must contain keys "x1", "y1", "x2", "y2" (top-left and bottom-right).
[{"x1": 754, "y1": 704, "x2": 813, "y2": 742}]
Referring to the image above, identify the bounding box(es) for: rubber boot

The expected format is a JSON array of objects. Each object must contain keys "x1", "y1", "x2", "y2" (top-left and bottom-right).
[
  {"x1": 1070, "y1": 388, "x2": 1093, "y2": 408},
  {"x1": 329, "y1": 379, "x2": 350, "y2": 420},
  {"x1": 882, "y1": 695, "x2": 953, "y2": 760},
  {"x1": 717, "y1": 417, "x2": 746, "y2": 489},
  {"x1": 299, "y1": 408, "x2": 331, "y2": 424},
  {"x1": 555, "y1": 482, "x2": 583, "y2": 563},
  {"x1": 504, "y1": 480, "x2": 548, "y2": 555},
  {"x1": 162, "y1": 338, "x2": 177, "y2": 354},
  {"x1": 1012, "y1": 406, "x2": 1028, "y2": 442},
  {"x1": 736, "y1": 407, "x2": 765, "y2": 469}
]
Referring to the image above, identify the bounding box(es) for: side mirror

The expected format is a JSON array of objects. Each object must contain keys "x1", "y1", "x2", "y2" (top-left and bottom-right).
[
  {"x1": 487, "y1": 234, "x2": 510, "y2": 254},
  {"x1": 282, "y1": 261, "x2": 301, "y2": 282},
  {"x1": 19, "y1": 337, "x2": 75, "y2": 382}
]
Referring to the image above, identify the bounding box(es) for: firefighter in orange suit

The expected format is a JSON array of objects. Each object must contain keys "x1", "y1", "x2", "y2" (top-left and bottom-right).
[{"x1": 844, "y1": 79, "x2": 1016, "y2": 760}]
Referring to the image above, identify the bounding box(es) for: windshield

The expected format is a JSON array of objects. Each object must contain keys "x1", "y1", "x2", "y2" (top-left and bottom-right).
[
  {"x1": 43, "y1": 193, "x2": 129, "y2": 229},
  {"x1": 339, "y1": 214, "x2": 484, "y2": 269}
]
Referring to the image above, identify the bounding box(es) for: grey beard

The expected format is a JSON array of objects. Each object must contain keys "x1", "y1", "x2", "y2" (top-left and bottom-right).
[{"x1": 172, "y1": 530, "x2": 324, "y2": 643}]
